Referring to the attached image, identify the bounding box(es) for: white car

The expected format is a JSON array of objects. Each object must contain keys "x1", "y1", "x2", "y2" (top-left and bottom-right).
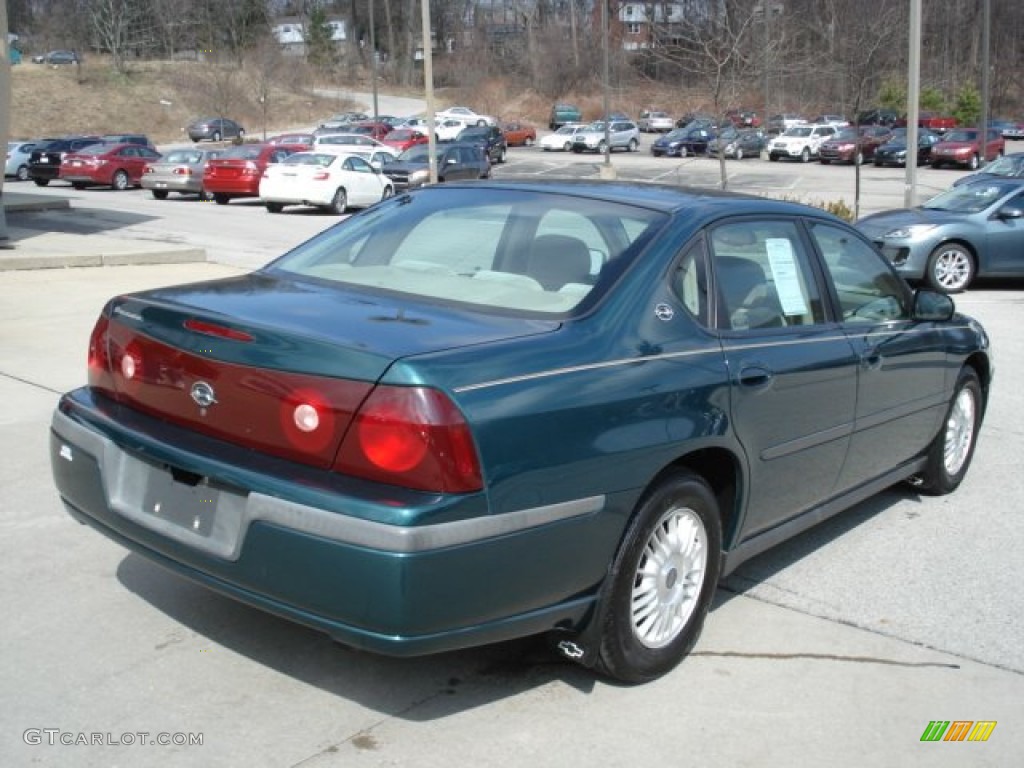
[
  {"x1": 313, "y1": 133, "x2": 389, "y2": 150},
  {"x1": 571, "y1": 121, "x2": 641, "y2": 153},
  {"x1": 767, "y1": 124, "x2": 838, "y2": 163},
  {"x1": 435, "y1": 106, "x2": 496, "y2": 126},
  {"x1": 539, "y1": 124, "x2": 591, "y2": 152},
  {"x1": 6, "y1": 140, "x2": 39, "y2": 180},
  {"x1": 393, "y1": 117, "x2": 431, "y2": 136},
  {"x1": 259, "y1": 150, "x2": 394, "y2": 215},
  {"x1": 638, "y1": 111, "x2": 675, "y2": 133},
  {"x1": 340, "y1": 146, "x2": 399, "y2": 170},
  {"x1": 435, "y1": 118, "x2": 471, "y2": 142}
]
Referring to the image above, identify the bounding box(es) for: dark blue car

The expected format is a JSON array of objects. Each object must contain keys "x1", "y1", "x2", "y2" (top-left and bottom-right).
[{"x1": 51, "y1": 181, "x2": 991, "y2": 683}]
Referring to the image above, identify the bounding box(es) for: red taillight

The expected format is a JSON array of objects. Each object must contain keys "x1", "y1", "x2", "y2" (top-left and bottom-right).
[
  {"x1": 242, "y1": 161, "x2": 259, "y2": 175},
  {"x1": 184, "y1": 318, "x2": 253, "y2": 342},
  {"x1": 312, "y1": 171, "x2": 329, "y2": 181},
  {"x1": 172, "y1": 167, "x2": 192, "y2": 176},
  {"x1": 335, "y1": 386, "x2": 482, "y2": 493},
  {"x1": 87, "y1": 314, "x2": 115, "y2": 392}
]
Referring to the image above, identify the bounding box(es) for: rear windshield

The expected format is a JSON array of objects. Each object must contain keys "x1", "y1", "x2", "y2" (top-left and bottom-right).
[
  {"x1": 266, "y1": 187, "x2": 667, "y2": 316},
  {"x1": 217, "y1": 146, "x2": 263, "y2": 160}
]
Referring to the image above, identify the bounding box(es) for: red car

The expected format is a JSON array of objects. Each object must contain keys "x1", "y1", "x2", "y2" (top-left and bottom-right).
[
  {"x1": 930, "y1": 128, "x2": 1006, "y2": 170},
  {"x1": 502, "y1": 121, "x2": 537, "y2": 147},
  {"x1": 381, "y1": 128, "x2": 429, "y2": 153},
  {"x1": 59, "y1": 143, "x2": 162, "y2": 190},
  {"x1": 202, "y1": 143, "x2": 302, "y2": 204},
  {"x1": 346, "y1": 121, "x2": 393, "y2": 141}
]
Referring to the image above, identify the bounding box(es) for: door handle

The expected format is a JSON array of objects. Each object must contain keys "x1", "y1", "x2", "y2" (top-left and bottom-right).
[
  {"x1": 737, "y1": 364, "x2": 773, "y2": 388},
  {"x1": 860, "y1": 350, "x2": 883, "y2": 371}
]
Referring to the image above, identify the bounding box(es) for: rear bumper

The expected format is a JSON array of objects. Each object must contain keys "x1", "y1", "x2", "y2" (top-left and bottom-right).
[
  {"x1": 142, "y1": 177, "x2": 201, "y2": 193},
  {"x1": 50, "y1": 390, "x2": 604, "y2": 656}
]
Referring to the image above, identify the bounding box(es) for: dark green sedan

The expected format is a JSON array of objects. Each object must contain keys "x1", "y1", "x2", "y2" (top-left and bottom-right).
[{"x1": 50, "y1": 181, "x2": 991, "y2": 683}]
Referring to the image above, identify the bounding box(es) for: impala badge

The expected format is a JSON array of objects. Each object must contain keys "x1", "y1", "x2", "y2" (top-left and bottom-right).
[{"x1": 190, "y1": 381, "x2": 217, "y2": 408}]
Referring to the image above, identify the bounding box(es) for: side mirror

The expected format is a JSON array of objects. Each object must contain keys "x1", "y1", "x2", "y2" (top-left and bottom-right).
[
  {"x1": 912, "y1": 289, "x2": 955, "y2": 321},
  {"x1": 997, "y1": 206, "x2": 1024, "y2": 220}
]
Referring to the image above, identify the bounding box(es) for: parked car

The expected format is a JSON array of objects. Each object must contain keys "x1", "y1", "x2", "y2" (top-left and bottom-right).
[
  {"x1": 259, "y1": 150, "x2": 394, "y2": 214},
  {"x1": 313, "y1": 134, "x2": 388, "y2": 150},
  {"x1": 675, "y1": 112, "x2": 717, "y2": 129},
  {"x1": 381, "y1": 129, "x2": 429, "y2": 153},
  {"x1": 896, "y1": 112, "x2": 958, "y2": 135},
  {"x1": 434, "y1": 118, "x2": 471, "y2": 142},
  {"x1": 765, "y1": 113, "x2": 806, "y2": 135},
  {"x1": 187, "y1": 117, "x2": 245, "y2": 143},
  {"x1": 455, "y1": 125, "x2": 507, "y2": 164},
  {"x1": 539, "y1": 124, "x2": 589, "y2": 152},
  {"x1": 334, "y1": 146, "x2": 399, "y2": 171},
  {"x1": 724, "y1": 109, "x2": 760, "y2": 128},
  {"x1": 638, "y1": 110, "x2": 675, "y2": 133},
  {"x1": 502, "y1": 121, "x2": 537, "y2": 147},
  {"x1": 987, "y1": 119, "x2": 1018, "y2": 139},
  {"x1": 1003, "y1": 122, "x2": 1024, "y2": 140},
  {"x1": 572, "y1": 121, "x2": 640, "y2": 153},
  {"x1": 6, "y1": 140, "x2": 39, "y2": 181},
  {"x1": 268, "y1": 133, "x2": 316, "y2": 149},
  {"x1": 768, "y1": 124, "x2": 838, "y2": 162},
  {"x1": 436, "y1": 106, "x2": 495, "y2": 126},
  {"x1": 202, "y1": 143, "x2": 300, "y2": 205},
  {"x1": 32, "y1": 49, "x2": 79, "y2": 65},
  {"x1": 856, "y1": 178, "x2": 1024, "y2": 292},
  {"x1": 930, "y1": 128, "x2": 1005, "y2": 170},
  {"x1": 345, "y1": 121, "x2": 394, "y2": 141},
  {"x1": 818, "y1": 126, "x2": 893, "y2": 165},
  {"x1": 382, "y1": 143, "x2": 490, "y2": 191},
  {"x1": 141, "y1": 148, "x2": 222, "y2": 200},
  {"x1": 856, "y1": 108, "x2": 900, "y2": 127},
  {"x1": 59, "y1": 143, "x2": 162, "y2": 190},
  {"x1": 813, "y1": 114, "x2": 850, "y2": 129},
  {"x1": 951, "y1": 152, "x2": 1024, "y2": 187},
  {"x1": 27, "y1": 136, "x2": 104, "y2": 186},
  {"x1": 391, "y1": 116, "x2": 431, "y2": 136},
  {"x1": 100, "y1": 133, "x2": 154, "y2": 148},
  {"x1": 705, "y1": 128, "x2": 767, "y2": 159},
  {"x1": 51, "y1": 180, "x2": 990, "y2": 685},
  {"x1": 651, "y1": 125, "x2": 715, "y2": 158},
  {"x1": 317, "y1": 112, "x2": 369, "y2": 132},
  {"x1": 872, "y1": 128, "x2": 942, "y2": 167},
  {"x1": 549, "y1": 103, "x2": 583, "y2": 130}
]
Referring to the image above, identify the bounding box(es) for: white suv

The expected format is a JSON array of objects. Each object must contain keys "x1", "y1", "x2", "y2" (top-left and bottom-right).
[
  {"x1": 768, "y1": 124, "x2": 838, "y2": 163},
  {"x1": 572, "y1": 121, "x2": 640, "y2": 153}
]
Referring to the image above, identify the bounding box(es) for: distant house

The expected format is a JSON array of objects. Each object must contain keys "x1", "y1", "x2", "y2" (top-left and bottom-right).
[{"x1": 271, "y1": 16, "x2": 348, "y2": 55}]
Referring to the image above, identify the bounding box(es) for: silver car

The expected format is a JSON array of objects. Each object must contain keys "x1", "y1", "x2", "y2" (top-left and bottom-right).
[
  {"x1": 571, "y1": 121, "x2": 640, "y2": 153},
  {"x1": 855, "y1": 178, "x2": 1024, "y2": 293},
  {"x1": 140, "y1": 148, "x2": 222, "y2": 200},
  {"x1": 6, "y1": 140, "x2": 38, "y2": 180}
]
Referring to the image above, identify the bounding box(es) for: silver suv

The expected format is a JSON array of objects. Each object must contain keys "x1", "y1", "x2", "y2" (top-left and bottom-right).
[{"x1": 572, "y1": 121, "x2": 640, "y2": 153}]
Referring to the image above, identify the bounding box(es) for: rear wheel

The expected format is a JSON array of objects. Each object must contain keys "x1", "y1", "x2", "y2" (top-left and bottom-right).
[
  {"x1": 854, "y1": 150, "x2": 864, "y2": 165},
  {"x1": 71, "y1": 182, "x2": 87, "y2": 190},
  {"x1": 112, "y1": 170, "x2": 129, "y2": 191},
  {"x1": 800, "y1": 147, "x2": 811, "y2": 163},
  {"x1": 212, "y1": 130, "x2": 222, "y2": 142},
  {"x1": 967, "y1": 154, "x2": 979, "y2": 170},
  {"x1": 926, "y1": 242, "x2": 974, "y2": 293},
  {"x1": 381, "y1": 184, "x2": 394, "y2": 201},
  {"x1": 327, "y1": 187, "x2": 347, "y2": 214},
  {"x1": 151, "y1": 189, "x2": 168, "y2": 200},
  {"x1": 524, "y1": 136, "x2": 534, "y2": 147},
  {"x1": 628, "y1": 138, "x2": 638, "y2": 152},
  {"x1": 769, "y1": 153, "x2": 779, "y2": 162},
  {"x1": 265, "y1": 202, "x2": 283, "y2": 213},
  {"x1": 595, "y1": 471, "x2": 722, "y2": 684},
  {"x1": 735, "y1": 147, "x2": 744, "y2": 160},
  {"x1": 497, "y1": 147, "x2": 507, "y2": 163},
  {"x1": 213, "y1": 193, "x2": 229, "y2": 205},
  {"x1": 33, "y1": 178, "x2": 49, "y2": 186},
  {"x1": 597, "y1": 140, "x2": 608, "y2": 154},
  {"x1": 16, "y1": 165, "x2": 29, "y2": 181},
  {"x1": 563, "y1": 141, "x2": 572, "y2": 152},
  {"x1": 913, "y1": 368, "x2": 982, "y2": 495}
]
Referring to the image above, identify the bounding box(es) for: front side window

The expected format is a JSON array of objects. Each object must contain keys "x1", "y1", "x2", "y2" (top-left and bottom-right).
[{"x1": 809, "y1": 222, "x2": 909, "y2": 323}]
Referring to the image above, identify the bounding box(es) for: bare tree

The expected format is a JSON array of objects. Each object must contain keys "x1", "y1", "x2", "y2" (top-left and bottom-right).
[{"x1": 87, "y1": 0, "x2": 153, "y2": 73}]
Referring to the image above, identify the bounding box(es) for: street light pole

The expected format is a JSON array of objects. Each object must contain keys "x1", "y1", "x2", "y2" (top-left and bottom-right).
[
  {"x1": 601, "y1": 0, "x2": 612, "y2": 173},
  {"x1": 904, "y1": 0, "x2": 921, "y2": 208},
  {"x1": 420, "y1": 0, "x2": 437, "y2": 184},
  {"x1": 370, "y1": 0, "x2": 379, "y2": 120}
]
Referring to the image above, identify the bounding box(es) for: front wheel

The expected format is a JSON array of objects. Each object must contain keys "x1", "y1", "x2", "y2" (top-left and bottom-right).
[
  {"x1": 151, "y1": 189, "x2": 168, "y2": 200},
  {"x1": 800, "y1": 147, "x2": 811, "y2": 163},
  {"x1": 735, "y1": 147, "x2": 744, "y2": 160},
  {"x1": 563, "y1": 141, "x2": 572, "y2": 152},
  {"x1": 265, "y1": 202, "x2": 283, "y2": 213},
  {"x1": 71, "y1": 182, "x2": 87, "y2": 190},
  {"x1": 769, "y1": 153, "x2": 779, "y2": 162},
  {"x1": 628, "y1": 138, "x2": 638, "y2": 152},
  {"x1": 524, "y1": 137, "x2": 534, "y2": 147},
  {"x1": 112, "y1": 170, "x2": 129, "y2": 191},
  {"x1": 595, "y1": 471, "x2": 722, "y2": 684},
  {"x1": 926, "y1": 242, "x2": 975, "y2": 293},
  {"x1": 912, "y1": 368, "x2": 983, "y2": 495},
  {"x1": 16, "y1": 165, "x2": 29, "y2": 181},
  {"x1": 597, "y1": 140, "x2": 608, "y2": 154},
  {"x1": 212, "y1": 131, "x2": 222, "y2": 142},
  {"x1": 213, "y1": 193, "x2": 229, "y2": 205},
  {"x1": 967, "y1": 154, "x2": 979, "y2": 170},
  {"x1": 34, "y1": 178, "x2": 49, "y2": 186},
  {"x1": 380, "y1": 184, "x2": 394, "y2": 201},
  {"x1": 497, "y1": 147, "x2": 506, "y2": 164}
]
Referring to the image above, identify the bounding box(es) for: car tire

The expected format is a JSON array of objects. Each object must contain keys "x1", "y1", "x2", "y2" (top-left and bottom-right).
[
  {"x1": 594, "y1": 471, "x2": 721, "y2": 684},
  {"x1": 735, "y1": 148, "x2": 744, "y2": 160},
  {"x1": 598, "y1": 140, "x2": 608, "y2": 154},
  {"x1": 151, "y1": 190, "x2": 169, "y2": 200},
  {"x1": 212, "y1": 131, "x2": 222, "y2": 143},
  {"x1": 238, "y1": 129, "x2": 245, "y2": 139},
  {"x1": 967, "y1": 154, "x2": 979, "y2": 170},
  {"x1": 800, "y1": 147, "x2": 811, "y2": 163},
  {"x1": 33, "y1": 178, "x2": 49, "y2": 186},
  {"x1": 524, "y1": 137, "x2": 534, "y2": 147},
  {"x1": 266, "y1": 202, "x2": 283, "y2": 213},
  {"x1": 72, "y1": 182, "x2": 87, "y2": 190},
  {"x1": 197, "y1": 188, "x2": 211, "y2": 202},
  {"x1": 679, "y1": 146, "x2": 688, "y2": 158},
  {"x1": 912, "y1": 367, "x2": 983, "y2": 495},
  {"x1": 16, "y1": 165, "x2": 29, "y2": 181},
  {"x1": 925, "y1": 242, "x2": 975, "y2": 293},
  {"x1": 112, "y1": 170, "x2": 130, "y2": 191},
  {"x1": 628, "y1": 138, "x2": 638, "y2": 152},
  {"x1": 820, "y1": 158, "x2": 831, "y2": 165},
  {"x1": 769, "y1": 153, "x2": 779, "y2": 162},
  {"x1": 213, "y1": 193, "x2": 229, "y2": 205},
  {"x1": 562, "y1": 141, "x2": 572, "y2": 152},
  {"x1": 328, "y1": 187, "x2": 347, "y2": 214},
  {"x1": 854, "y1": 150, "x2": 864, "y2": 165},
  {"x1": 497, "y1": 147, "x2": 506, "y2": 164},
  {"x1": 476, "y1": 119, "x2": 487, "y2": 127},
  {"x1": 381, "y1": 184, "x2": 394, "y2": 201}
]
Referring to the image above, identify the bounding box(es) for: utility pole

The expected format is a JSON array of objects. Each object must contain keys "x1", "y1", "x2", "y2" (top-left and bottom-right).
[
  {"x1": 904, "y1": 0, "x2": 921, "y2": 209},
  {"x1": 0, "y1": 1, "x2": 10, "y2": 246}
]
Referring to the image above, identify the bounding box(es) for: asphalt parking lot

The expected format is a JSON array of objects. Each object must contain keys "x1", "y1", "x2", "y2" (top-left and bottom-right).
[{"x1": 1, "y1": 133, "x2": 1022, "y2": 766}]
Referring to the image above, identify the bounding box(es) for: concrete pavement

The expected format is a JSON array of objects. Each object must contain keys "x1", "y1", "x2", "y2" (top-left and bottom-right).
[{"x1": 1, "y1": 190, "x2": 206, "y2": 270}]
